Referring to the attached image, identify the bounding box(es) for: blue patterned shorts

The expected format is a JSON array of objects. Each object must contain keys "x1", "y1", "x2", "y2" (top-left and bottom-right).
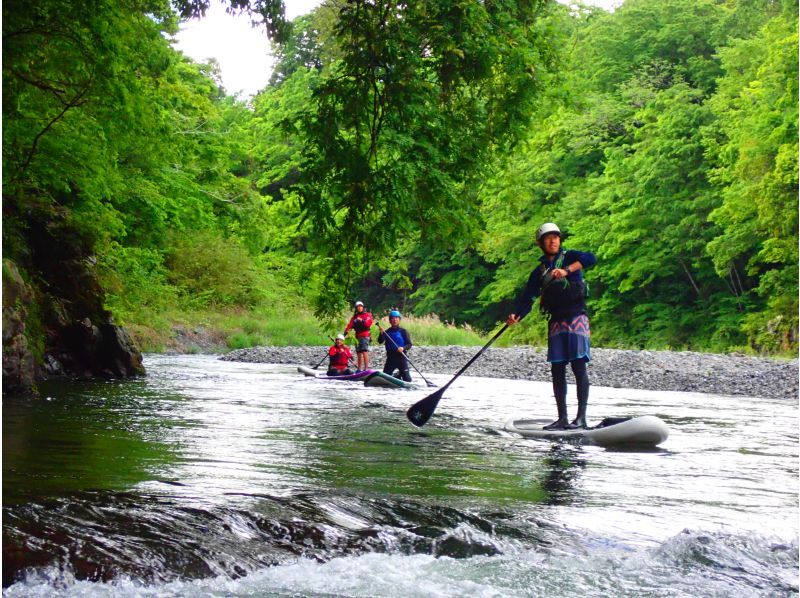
[{"x1": 547, "y1": 314, "x2": 590, "y2": 363}]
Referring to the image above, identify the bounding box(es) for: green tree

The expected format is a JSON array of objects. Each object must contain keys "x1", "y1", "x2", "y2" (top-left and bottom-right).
[
  {"x1": 704, "y1": 6, "x2": 798, "y2": 351},
  {"x1": 473, "y1": 0, "x2": 798, "y2": 352},
  {"x1": 575, "y1": 83, "x2": 726, "y2": 348},
  {"x1": 576, "y1": 0, "x2": 725, "y2": 94},
  {"x1": 287, "y1": 0, "x2": 559, "y2": 309},
  {"x1": 3, "y1": 0, "x2": 178, "y2": 248}
]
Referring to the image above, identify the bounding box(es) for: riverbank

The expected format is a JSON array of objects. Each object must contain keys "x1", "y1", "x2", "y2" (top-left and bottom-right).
[{"x1": 222, "y1": 345, "x2": 798, "y2": 399}]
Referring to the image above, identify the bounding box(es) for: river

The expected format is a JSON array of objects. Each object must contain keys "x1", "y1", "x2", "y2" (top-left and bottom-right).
[{"x1": 3, "y1": 354, "x2": 798, "y2": 596}]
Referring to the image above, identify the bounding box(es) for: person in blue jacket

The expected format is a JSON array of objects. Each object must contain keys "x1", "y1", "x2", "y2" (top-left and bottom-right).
[
  {"x1": 378, "y1": 310, "x2": 412, "y2": 382},
  {"x1": 507, "y1": 222, "x2": 596, "y2": 430}
]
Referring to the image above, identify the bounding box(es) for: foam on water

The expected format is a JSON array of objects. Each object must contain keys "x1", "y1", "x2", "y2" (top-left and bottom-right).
[{"x1": 6, "y1": 530, "x2": 797, "y2": 597}]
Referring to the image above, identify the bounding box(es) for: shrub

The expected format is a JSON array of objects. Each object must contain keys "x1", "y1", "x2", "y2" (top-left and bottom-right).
[
  {"x1": 99, "y1": 244, "x2": 178, "y2": 324},
  {"x1": 165, "y1": 230, "x2": 258, "y2": 307}
]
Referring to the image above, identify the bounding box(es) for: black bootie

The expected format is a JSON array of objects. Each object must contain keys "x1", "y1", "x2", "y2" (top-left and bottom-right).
[
  {"x1": 566, "y1": 395, "x2": 588, "y2": 429},
  {"x1": 543, "y1": 395, "x2": 569, "y2": 430}
]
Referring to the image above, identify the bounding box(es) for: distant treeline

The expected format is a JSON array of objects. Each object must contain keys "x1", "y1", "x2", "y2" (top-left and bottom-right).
[{"x1": 3, "y1": 0, "x2": 797, "y2": 354}]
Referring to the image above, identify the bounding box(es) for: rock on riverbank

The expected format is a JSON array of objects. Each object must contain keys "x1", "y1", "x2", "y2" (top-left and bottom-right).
[{"x1": 222, "y1": 345, "x2": 798, "y2": 400}]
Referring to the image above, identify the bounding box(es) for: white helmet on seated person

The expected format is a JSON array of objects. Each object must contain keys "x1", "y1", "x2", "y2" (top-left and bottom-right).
[
  {"x1": 336, "y1": 333, "x2": 345, "y2": 340},
  {"x1": 536, "y1": 222, "x2": 561, "y2": 241}
]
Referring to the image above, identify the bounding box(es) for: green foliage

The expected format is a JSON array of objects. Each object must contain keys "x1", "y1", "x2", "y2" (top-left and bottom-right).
[
  {"x1": 165, "y1": 230, "x2": 260, "y2": 307},
  {"x1": 3, "y1": 0, "x2": 177, "y2": 244},
  {"x1": 409, "y1": 247, "x2": 498, "y2": 328},
  {"x1": 399, "y1": 315, "x2": 485, "y2": 347},
  {"x1": 99, "y1": 244, "x2": 178, "y2": 324},
  {"x1": 474, "y1": 0, "x2": 797, "y2": 353},
  {"x1": 576, "y1": 0, "x2": 725, "y2": 93},
  {"x1": 284, "y1": 0, "x2": 560, "y2": 303},
  {"x1": 220, "y1": 307, "x2": 330, "y2": 347},
  {"x1": 703, "y1": 8, "x2": 798, "y2": 351},
  {"x1": 3, "y1": 0, "x2": 796, "y2": 360},
  {"x1": 268, "y1": 9, "x2": 340, "y2": 86},
  {"x1": 576, "y1": 82, "x2": 725, "y2": 346}
]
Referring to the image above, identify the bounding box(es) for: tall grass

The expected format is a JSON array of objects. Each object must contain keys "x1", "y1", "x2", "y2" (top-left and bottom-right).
[
  {"x1": 396, "y1": 314, "x2": 485, "y2": 346},
  {"x1": 210, "y1": 308, "x2": 331, "y2": 347},
  {"x1": 125, "y1": 305, "x2": 504, "y2": 352},
  {"x1": 216, "y1": 311, "x2": 491, "y2": 349}
]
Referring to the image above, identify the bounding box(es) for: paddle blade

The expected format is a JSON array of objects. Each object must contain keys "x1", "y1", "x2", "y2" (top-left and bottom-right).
[{"x1": 406, "y1": 389, "x2": 444, "y2": 427}]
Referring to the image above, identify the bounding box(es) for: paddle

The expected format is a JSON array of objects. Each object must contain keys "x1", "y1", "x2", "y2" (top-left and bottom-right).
[
  {"x1": 326, "y1": 336, "x2": 358, "y2": 371},
  {"x1": 310, "y1": 334, "x2": 342, "y2": 369},
  {"x1": 406, "y1": 324, "x2": 508, "y2": 427},
  {"x1": 311, "y1": 352, "x2": 328, "y2": 369},
  {"x1": 377, "y1": 323, "x2": 436, "y2": 388},
  {"x1": 311, "y1": 335, "x2": 349, "y2": 370}
]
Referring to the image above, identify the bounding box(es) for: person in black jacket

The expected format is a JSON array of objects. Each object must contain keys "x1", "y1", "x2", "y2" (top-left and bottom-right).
[
  {"x1": 507, "y1": 223, "x2": 596, "y2": 430},
  {"x1": 377, "y1": 310, "x2": 412, "y2": 382}
]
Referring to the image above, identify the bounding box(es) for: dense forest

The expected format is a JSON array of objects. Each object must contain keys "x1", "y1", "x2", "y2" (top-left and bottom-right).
[{"x1": 3, "y1": 0, "x2": 797, "y2": 390}]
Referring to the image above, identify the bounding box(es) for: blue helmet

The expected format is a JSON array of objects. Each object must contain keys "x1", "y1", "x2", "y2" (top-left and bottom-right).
[{"x1": 389, "y1": 309, "x2": 402, "y2": 319}]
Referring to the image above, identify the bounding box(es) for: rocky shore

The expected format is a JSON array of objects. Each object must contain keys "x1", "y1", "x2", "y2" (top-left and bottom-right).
[{"x1": 222, "y1": 345, "x2": 798, "y2": 400}]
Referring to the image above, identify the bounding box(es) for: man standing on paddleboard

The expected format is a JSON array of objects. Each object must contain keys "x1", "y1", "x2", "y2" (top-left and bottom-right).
[{"x1": 506, "y1": 223, "x2": 596, "y2": 430}]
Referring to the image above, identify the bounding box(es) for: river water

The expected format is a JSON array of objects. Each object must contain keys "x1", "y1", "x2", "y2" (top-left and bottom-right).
[{"x1": 3, "y1": 354, "x2": 798, "y2": 597}]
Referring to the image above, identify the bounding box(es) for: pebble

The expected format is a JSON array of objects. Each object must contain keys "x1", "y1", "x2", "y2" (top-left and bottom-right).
[{"x1": 221, "y1": 345, "x2": 798, "y2": 399}]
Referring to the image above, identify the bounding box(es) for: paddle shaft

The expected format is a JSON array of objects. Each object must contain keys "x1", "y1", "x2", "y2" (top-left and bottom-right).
[
  {"x1": 406, "y1": 323, "x2": 508, "y2": 427},
  {"x1": 438, "y1": 323, "x2": 508, "y2": 394},
  {"x1": 312, "y1": 352, "x2": 328, "y2": 369},
  {"x1": 328, "y1": 336, "x2": 357, "y2": 368},
  {"x1": 377, "y1": 323, "x2": 435, "y2": 387}
]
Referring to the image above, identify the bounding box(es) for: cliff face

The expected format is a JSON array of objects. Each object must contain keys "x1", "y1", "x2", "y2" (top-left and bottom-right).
[
  {"x1": 2, "y1": 260, "x2": 36, "y2": 394},
  {"x1": 2, "y1": 217, "x2": 144, "y2": 395}
]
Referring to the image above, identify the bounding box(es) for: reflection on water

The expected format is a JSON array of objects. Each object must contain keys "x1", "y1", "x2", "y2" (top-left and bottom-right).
[
  {"x1": 3, "y1": 380, "x2": 177, "y2": 504},
  {"x1": 539, "y1": 445, "x2": 586, "y2": 506},
  {"x1": 2, "y1": 354, "x2": 798, "y2": 596}
]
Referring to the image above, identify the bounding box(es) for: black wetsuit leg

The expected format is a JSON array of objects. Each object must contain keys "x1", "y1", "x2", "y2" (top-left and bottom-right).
[
  {"x1": 567, "y1": 358, "x2": 589, "y2": 428},
  {"x1": 384, "y1": 353, "x2": 411, "y2": 382},
  {"x1": 544, "y1": 362, "x2": 569, "y2": 430},
  {"x1": 570, "y1": 359, "x2": 589, "y2": 405},
  {"x1": 552, "y1": 362, "x2": 568, "y2": 403}
]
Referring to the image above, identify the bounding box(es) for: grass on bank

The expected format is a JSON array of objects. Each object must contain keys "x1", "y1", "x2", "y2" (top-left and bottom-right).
[{"x1": 124, "y1": 307, "x2": 494, "y2": 353}]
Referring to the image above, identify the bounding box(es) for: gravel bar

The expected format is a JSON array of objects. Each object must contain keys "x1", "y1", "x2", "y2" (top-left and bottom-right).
[{"x1": 221, "y1": 345, "x2": 798, "y2": 399}]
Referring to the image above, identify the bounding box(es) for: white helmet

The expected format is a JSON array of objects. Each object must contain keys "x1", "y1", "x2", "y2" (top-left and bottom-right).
[
  {"x1": 354, "y1": 301, "x2": 364, "y2": 308},
  {"x1": 536, "y1": 222, "x2": 561, "y2": 241},
  {"x1": 335, "y1": 333, "x2": 345, "y2": 340}
]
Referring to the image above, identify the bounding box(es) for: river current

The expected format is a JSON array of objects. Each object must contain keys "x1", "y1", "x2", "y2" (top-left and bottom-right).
[{"x1": 3, "y1": 354, "x2": 798, "y2": 596}]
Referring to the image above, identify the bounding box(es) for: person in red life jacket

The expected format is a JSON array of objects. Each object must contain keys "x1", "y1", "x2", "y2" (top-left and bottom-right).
[
  {"x1": 506, "y1": 222, "x2": 596, "y2": 430},
  {"x1": 327, "y1": 334, "x2": 354, "y2": 376},
  {"x1": 377, "y1": 310, "x2": 412, "y2": 382},
  {"x1": 344, "y1": 300, "x2": 373, "y2": 372}
]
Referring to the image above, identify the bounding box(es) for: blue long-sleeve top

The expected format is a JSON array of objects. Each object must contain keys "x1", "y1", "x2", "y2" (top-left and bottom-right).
[
  {"x1": 378, "y1": 326, "x2": 412, "y2": 353},
  {"x1": 513, "y1": 249, "x2": 596, "y2": 320}
]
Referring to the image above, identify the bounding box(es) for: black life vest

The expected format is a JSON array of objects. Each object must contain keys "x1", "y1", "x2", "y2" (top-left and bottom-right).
[{"x1": 539, "y1": 251, "x2": 587, "y2": 316}]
